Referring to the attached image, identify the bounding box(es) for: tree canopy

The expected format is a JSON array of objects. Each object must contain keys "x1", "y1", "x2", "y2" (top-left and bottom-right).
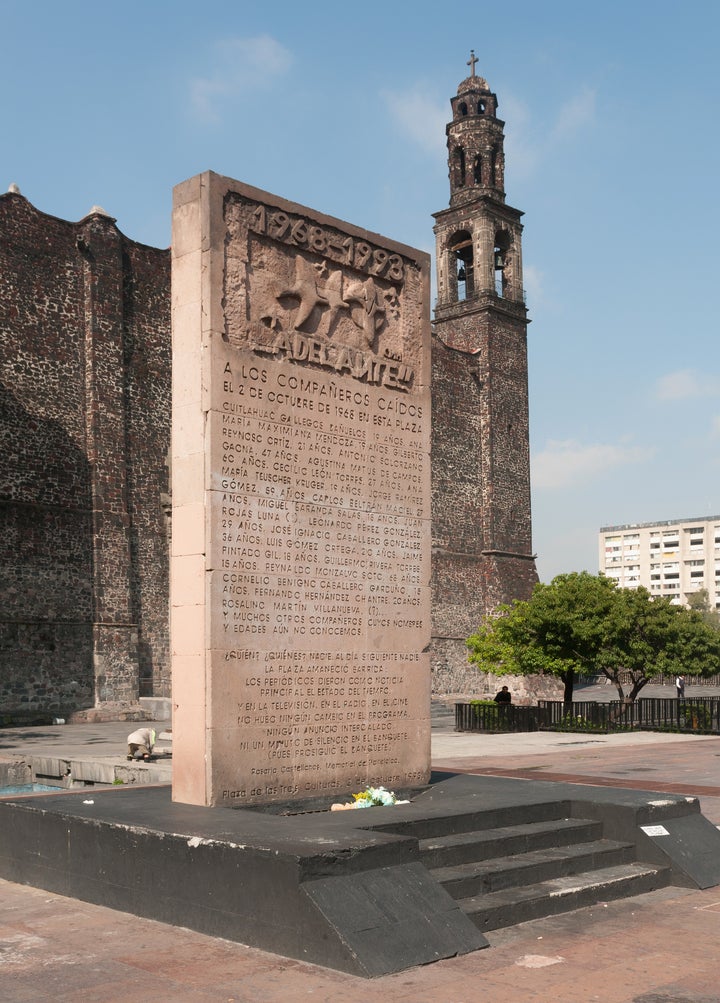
[
  {"x1": 687, "y1": 588, "x2": 720, "y2": 629},
  {"x1": 467, "y1": 572, "x2": 720, "y2": 702}
]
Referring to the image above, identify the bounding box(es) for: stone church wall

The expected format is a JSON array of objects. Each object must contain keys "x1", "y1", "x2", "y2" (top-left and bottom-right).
[
  {"x1": 0, "y1": 193, "x2": 170, "y2": 713},
  {"x1": 1, "y1": 185, "x2": 537, "y2": 713},
  {"x1": 430, "y1": 318, "x2": 537, "y2": 694}
]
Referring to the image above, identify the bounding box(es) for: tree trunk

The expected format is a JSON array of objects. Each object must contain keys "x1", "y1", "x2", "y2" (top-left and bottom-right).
[
  {"x1": 628, "y1": 676, "x2": 649, "y2": 702},
  {"x1": 562, "y1": 668, "x2": 575, "y2": 707},
  {"x1": 604, "y1": 669, "x2": 625, "y2": 702}
]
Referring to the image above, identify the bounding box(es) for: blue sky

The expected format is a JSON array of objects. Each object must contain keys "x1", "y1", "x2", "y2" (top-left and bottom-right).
[{"x1": 3, "y1": 0, "x2": 719, "y2": 582}]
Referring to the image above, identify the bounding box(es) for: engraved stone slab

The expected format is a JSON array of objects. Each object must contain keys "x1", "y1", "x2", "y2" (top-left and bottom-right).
[{"x1": 171, "y1": 172, "x2": 431, "y2": 807}]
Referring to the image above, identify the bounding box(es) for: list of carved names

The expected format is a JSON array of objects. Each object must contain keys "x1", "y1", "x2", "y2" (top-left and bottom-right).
[{"x1": 209, "y1": 350, "x2": 430, "y2": 799}]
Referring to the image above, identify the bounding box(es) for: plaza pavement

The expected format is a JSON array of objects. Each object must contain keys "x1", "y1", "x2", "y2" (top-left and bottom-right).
[{"x1": 1, "y1": 696, "x2": 720, "y2": 1001}]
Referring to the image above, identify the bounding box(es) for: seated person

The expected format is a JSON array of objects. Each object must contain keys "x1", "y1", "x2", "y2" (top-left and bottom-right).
[{"x1": 493, "y1": 685, "x2": 511, "y2": 704}]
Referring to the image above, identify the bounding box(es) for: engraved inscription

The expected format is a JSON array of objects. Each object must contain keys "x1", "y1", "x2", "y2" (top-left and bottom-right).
[
  {"x1": 207, "y1": 340, "x2": 430, "y2": 802},
  {"x1": 249, "y1": 203, "x2": 406, "y2": 283},
  {"x1": 170, "y1": 178, "x2": 432, "y2": 807},
  {"x1": 251, "y1": 331, "x2": 415, "y2": 391},
  {"x1": 223, "y1": 193, "x2": 421, "y2": 375},
  {"x1": 213, "y1": 359, "x2": 426, "y2": 639}
]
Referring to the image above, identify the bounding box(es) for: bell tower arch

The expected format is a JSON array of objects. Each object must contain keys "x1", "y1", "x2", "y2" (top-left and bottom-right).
[{"x1": 430, "y1": 54, "x2": 538, "y2": 690}]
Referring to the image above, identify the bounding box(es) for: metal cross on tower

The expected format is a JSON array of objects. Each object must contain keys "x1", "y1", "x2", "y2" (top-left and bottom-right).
[{"x1": 467, "y1": 50, "x2": 478, "y2": 77}]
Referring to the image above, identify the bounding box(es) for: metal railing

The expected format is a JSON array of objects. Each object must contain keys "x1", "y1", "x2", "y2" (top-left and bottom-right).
[
  {"x1": 581, "y1": 672, "x2": 720, "y2": 687},
  {"x1": 455, "y1": 702, "x2": 547, "y2": 733},
  {"x1": 619, "y1": 697, "x2": 720, "y2": 733},
  {"x1": 536, "y1": 701, "x2": 617, "y2": 733},
  {"x1": 455, "y1": 697, "x2": 720, "y2": 735}
]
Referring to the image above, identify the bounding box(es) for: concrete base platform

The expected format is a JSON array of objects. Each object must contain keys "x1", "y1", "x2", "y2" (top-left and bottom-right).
[
  {"x1": 1, "y1": 773, "x2": 719, "y2": 978},
  {"x1": 0, "y1": 751, "x2": 172, "y2": 790}
]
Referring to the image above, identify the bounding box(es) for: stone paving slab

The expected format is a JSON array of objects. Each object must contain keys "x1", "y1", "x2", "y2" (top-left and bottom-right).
[
  {"x1": 0, "y1": 719, "x2": 171, "y2": 759},
  {"x1": 1, "y1": 876, "x2": 719, "y2": 1001},
  {"x1": 433, "y1": 734, "x2": 720, "y2": 826},
  {"x1": 0, "y1": 719, "x2": 172, "y2": 791},
  {"x1": 2, "y1": 702, "x2": 720, "y2": 997}
]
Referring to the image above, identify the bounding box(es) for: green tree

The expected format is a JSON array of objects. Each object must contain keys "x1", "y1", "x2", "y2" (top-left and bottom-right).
[
  {"x1": 467, "y1": 573, "x2": 618, "y2": 704},
  {"x1": 598, "y1": 585, "x2": 720, "y2": 700},
  {"x1": 686, "y1": 588, "x2": 720, "y2": 629},
  {"x1": 467, "y1": 572, "x2": 720, "y2": 703}
]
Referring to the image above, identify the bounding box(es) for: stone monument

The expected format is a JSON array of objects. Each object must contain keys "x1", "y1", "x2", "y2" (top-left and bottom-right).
[{"x1": 171, "y1": 172, "x2": 431, "y2": 806}]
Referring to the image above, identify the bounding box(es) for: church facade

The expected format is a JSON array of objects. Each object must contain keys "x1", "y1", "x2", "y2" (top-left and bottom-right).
[{"x1": 0, "y1": 62, "x2": 536, "y2": 713}]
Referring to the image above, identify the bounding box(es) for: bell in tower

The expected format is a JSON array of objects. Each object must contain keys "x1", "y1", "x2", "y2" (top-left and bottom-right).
[{"x1": 430, "y1": 53, "x2": 538, "y2": 695}]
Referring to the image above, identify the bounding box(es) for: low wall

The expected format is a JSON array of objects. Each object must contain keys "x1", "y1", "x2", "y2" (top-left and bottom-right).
[{"x1": 430, "y1": 638, "x2": 562, "y2": 704}]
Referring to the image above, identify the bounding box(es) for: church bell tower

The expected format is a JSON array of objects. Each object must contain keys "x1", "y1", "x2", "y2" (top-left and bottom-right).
[{"x1": 431, "y1": 54, "x2": 538, "y2": 688}]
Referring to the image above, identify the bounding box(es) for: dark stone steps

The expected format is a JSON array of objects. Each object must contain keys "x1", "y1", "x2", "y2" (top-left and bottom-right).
[
  {"x1": 429, "y1": 837, "x2": 636, "y2": 898},
  {"x1": 375, "y1": 799, "x2": 573, "y2": 841},
  {"x1": 412, "y1": 801, "x2": 674, "y2": 932},
  {"x1": 457, "y1": 861, "x2": 673, "y2": 932},
  {"x1": 419, "y1": 816, "x2": 603, "y2": 869}
]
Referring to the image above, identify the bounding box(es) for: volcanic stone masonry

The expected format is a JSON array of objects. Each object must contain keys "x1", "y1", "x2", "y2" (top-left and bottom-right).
[
  {"x1": 0, "y1": 190, "x2": 171, "y2": 713},
  {"x1": 0, "y1": 64, "x2": 538, "y2": 716}
]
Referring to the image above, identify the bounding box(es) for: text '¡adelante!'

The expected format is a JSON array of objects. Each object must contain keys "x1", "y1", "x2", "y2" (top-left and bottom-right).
[{"x1": 250, "y1": 332, "x2": 414, "y2": 392}]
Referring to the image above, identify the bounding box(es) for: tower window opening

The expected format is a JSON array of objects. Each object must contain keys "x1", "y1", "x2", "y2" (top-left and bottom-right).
[
  {"x1": 473, "y1": 155, "x2": 483, "y2": 185},
  {"x1": 451, "y1": 234, "x2": 474, "y2": 302},
  {"x1": 490, "y1": 145, "x2": 498, "y2": 186},
  {"x1": 494, "y1": 233, "x2": 510, "y2": 298},
  {"x1": 459, "y1": 101, "x2": 468, "y2": 116},
  {"x1": 494, "y1": 252, "x2": 504, "y2": 296},
  {"x1": 454, "y1": 147, "x2": 466, "y2": 187},
  {"x1": 477, "y1": 101, "x2": 485, "y2": 115}
]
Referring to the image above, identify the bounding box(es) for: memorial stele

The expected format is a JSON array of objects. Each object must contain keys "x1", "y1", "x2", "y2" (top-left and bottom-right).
[{"x1": 171, "y1": 172, "x2": 432, "y2": 807}]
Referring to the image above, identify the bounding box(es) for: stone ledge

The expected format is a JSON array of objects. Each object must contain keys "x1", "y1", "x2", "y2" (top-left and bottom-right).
[{"x1": 67, "y1": 704, "x2": 153, "y2": 724}]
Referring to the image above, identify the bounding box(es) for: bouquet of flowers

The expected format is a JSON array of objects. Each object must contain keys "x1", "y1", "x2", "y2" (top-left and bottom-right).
[{"x1": 352, "y1": 785, "x2": 397, "y2": 808}]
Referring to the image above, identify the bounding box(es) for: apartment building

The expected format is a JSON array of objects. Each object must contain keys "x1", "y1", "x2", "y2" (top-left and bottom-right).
[{"x1": 599, "y1": 515, "x2": 720, "y2": 609}]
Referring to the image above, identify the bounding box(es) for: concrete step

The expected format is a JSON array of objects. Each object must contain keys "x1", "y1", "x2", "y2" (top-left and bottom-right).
[
  {"x1": 377, "y1": 799, "x2": 573, "y2": 841},
  {"x1": 431, "y1": 838, "x2": 636, "y2": 899},
  {"x1": 458, "y1": 861, "x2": 673, "y2": 932},
  {"x1": 30, "y1": 754, "x2": 172, "y2": 788},
  {"x1": 419, "y1": 817, "x2": 603, "y2": 869}
]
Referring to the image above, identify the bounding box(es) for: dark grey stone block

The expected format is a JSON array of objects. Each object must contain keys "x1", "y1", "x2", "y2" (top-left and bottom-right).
[
  {"x1": 302, "y1": 862, "x2": 487, "y2": 977},
  {"x1": 0, "y1": 774, "x2": 718, "y2": 976},
  {"x1": 637, "y1": 813, "x2": 720, "y2": 889}
]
